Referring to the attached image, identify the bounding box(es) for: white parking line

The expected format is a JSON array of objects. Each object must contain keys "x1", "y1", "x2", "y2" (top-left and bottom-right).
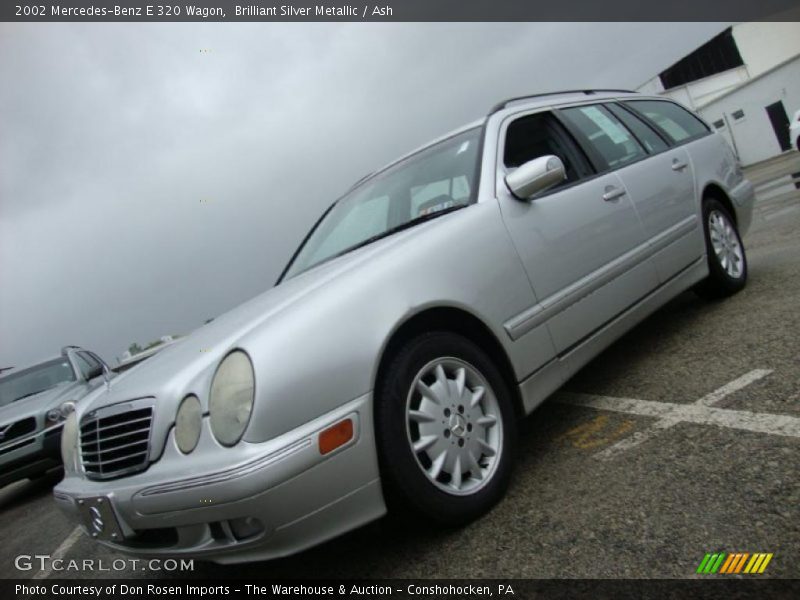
[
  {"x1": 764, "y1": 204, "x2": 800, "y2": 221},
  {"x1": 32, "y1": 526, "x2": 82, "y2": 580},
  {"x1": 694, "y1": 369, "x2": 773, "y2": 407},
  {"x1": 555, "y1": 369, "x2": 793, "y2": 460}
]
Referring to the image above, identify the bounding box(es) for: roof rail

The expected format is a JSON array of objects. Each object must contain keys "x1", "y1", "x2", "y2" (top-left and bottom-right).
[{"x1": 488, "y1": 89, "x2": 637, "y2": 115}]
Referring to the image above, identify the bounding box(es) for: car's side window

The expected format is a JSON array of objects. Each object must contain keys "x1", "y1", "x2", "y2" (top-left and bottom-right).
[
  {"x1": 75, "y1": 351, "x2": 100, "y2": 379},
  {"x1": 559, "y1": 104, "x2": 647, "y2": 171},
  {"x1": 605, "y1": 103, "x2": 669, "y2": 154},
  {"x1": 503, "y1": 111, "x2": 594, "y2": 187},
  {"x1": 623, "y1": 100, "x2": 710, "y2": 145}
]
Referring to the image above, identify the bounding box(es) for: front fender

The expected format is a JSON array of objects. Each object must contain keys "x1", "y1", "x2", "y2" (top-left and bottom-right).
[{"x1": 240, "y1": 200, "x2": 549, "y2": 443}]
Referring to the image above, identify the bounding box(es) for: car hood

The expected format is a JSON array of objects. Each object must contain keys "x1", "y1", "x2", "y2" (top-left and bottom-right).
[
  {"x1": 0, "y1": 380, "x2": 85, "y2": 426},
  {"x1": 80, "y1": 226, "x2": 424, "y2": 419}
]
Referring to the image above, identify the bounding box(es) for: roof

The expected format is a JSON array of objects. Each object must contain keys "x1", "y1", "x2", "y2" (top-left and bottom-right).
[
  {"x1": 353, "y1": 89, "x2": 642, "y2": 189},
  {"x1": 488, "y1": 89, "x2": 637, "y2": 114}
]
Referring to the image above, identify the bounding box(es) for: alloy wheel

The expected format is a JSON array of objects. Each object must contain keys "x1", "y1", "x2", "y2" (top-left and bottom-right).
[
  {"x1": 708, "y1": 209, "x2": 744, "y2": 279},
  {"x1": 405, "y1": 357, "x2": 503, "y2": 496}
]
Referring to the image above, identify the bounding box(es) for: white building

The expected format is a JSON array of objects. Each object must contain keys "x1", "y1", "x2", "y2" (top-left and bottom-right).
[{"x1": 637, "y1": 23, "x2": 800, "y2": 166}]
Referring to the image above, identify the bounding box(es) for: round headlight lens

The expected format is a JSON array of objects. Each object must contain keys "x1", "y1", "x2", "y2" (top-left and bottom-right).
[
  {"x1": 60, "y1": 412, "x2": 79, "y2": 474},
  {"x1": 46, "y1": 408, "x2": 63, "y2": 423},
  {"x1": 175, "y1": 395, "x2": 202, "y2": 454},
  {"x1": 209, "y1": 351, "x2": 255, "y2": 446}
]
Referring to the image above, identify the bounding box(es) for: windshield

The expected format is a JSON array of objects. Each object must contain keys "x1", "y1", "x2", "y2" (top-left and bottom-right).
[
  {"x1": 0, "y1": 358, "x2": 76, "y2": 408},
  {"x1": 281, "y1": 126, "x2": 483, "y2": 281}
]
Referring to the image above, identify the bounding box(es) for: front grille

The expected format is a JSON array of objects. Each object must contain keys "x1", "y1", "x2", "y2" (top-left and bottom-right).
[
  {"x1": 0, "y1": 416, "x2": 36, "y2": 446},
  {"x1": 80, "y1": 404, "x2": 153, "y2": 480}
]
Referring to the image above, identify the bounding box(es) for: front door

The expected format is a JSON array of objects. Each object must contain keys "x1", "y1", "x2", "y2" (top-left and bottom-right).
[{"x1": 497, "y1": 110, "x2": 656, "y2": 354}]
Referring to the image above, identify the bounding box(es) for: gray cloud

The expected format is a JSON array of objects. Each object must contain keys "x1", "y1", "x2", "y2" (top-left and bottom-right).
[{"x1": 0, "y1": 22, "x2": 728, "y2": 366}]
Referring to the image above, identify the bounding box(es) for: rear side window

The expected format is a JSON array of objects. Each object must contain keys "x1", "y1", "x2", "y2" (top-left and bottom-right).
[
  {"x1": 559, "y1": 104, "x2": 647, "y2": 170},
  {"x1": 605, "y1": 103, "x2": 669, "y2": 154},
  {"x1": 624, "y1": 100, "x2": 710, "y2": 144}
]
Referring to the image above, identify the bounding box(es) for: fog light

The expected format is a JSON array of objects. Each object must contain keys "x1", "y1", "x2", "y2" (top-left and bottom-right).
[
  {"x1": 229, "y1": 517, "x2": 264, "y2": 541},
  {"x1": 318, "y1": 419, "x2": 353, "y2": 455}
]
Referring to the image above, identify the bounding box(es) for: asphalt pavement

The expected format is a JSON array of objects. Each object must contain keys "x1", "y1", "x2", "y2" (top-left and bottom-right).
[{"x1": 2, "y1": 154, "x2": 798, "y2": 580}]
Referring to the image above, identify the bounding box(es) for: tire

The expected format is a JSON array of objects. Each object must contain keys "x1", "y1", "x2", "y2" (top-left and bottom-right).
[
  {"x1": 695, "y1": 197, "x2": 747, "y2": 299},
  {"x1": 375, "y1": 331, "x2": 517, "y2": 525}
]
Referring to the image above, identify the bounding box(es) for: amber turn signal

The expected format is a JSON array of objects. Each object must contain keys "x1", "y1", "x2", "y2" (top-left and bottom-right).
[{"x1": 318, "y1": 419, "x2": 354, "y2": 455}]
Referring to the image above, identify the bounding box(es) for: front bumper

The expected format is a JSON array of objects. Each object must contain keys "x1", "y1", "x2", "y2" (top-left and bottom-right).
[
  {"x1": 53, "y1": 393, "x2": 385, "y2": 564},
  {"x1": 0, "y1": 423, "x2": 63, "y2": 488}
]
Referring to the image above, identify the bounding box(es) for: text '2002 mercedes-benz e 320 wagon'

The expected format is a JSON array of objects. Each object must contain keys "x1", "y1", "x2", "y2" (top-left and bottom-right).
[{"x1": 55, "y1": 90, "x2": 754, "y2": 563}]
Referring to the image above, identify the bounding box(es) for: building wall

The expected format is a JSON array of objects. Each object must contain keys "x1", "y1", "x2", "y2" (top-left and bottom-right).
[
  {"x1": 650, "y1": 67, "x2": 750, "y2": 110},
  {"x1": 699, "y1": 56, "x2": 800, "y2": 166},
  {"x1": 733, "y1": 22, "x2": 800, "y2": 79},
  {"x1": 636, "y1": 23, "x2": 800, "y2": 112}
]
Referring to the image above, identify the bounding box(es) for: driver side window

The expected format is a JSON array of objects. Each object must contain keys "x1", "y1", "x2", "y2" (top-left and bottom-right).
[{"x1": 503, "y1": 111, "x2": 593, "y2": 187}]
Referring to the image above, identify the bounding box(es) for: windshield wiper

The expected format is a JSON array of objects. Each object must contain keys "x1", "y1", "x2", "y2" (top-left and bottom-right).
[{"x1": 331, "y1": 204, "x2": 467, "y2": 261}]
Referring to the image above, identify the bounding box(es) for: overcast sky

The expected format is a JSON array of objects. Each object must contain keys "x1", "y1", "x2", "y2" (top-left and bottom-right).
[{"x1": 0, "y1": 22, "x2": 730, "y2": 367}]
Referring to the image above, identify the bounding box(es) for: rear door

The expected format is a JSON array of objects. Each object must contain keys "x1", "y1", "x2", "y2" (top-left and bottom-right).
[
  {"x1": 614, "y1": 99, "x2": 712, "y2": 280},
  {"x1": 497, "y1": 109, "x2": 656, "y2": 355}
]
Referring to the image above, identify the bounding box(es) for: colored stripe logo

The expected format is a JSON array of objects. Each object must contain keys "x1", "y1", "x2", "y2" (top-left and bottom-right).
[{"x1": 696, "y1": 552, "x2": 773, "y2": 574}]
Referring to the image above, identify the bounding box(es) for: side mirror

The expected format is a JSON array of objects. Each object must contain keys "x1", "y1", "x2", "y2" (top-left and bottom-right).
[
  {"x1": 505, "y1": 155, "x2": 566, "y2": 200},
  {"x1": 85, "y1": 365, "x2": 103, "y2": 381}
]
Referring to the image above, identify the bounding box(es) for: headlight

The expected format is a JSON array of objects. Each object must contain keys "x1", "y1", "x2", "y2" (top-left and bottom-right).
[
  {"x1": 175, "y1": 395, "x2": 202, "y2": 454},
  {"x1": 46, "y1": 408, "x2": 63, "y2": 423},
  {"x1": 60, "y1": 412, "x2": 79, "y2": 474},
  {"x1": 209, "y1": 351, "x2": 255, "y2": 446}
]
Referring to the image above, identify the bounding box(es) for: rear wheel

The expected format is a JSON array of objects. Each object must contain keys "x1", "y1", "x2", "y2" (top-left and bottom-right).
[
  {"x1": 375, "y1": 332, "x2": 516, "y2": 525},
  {"x1": 695, "y1": 197, "x2": 747, "y2": 298}
]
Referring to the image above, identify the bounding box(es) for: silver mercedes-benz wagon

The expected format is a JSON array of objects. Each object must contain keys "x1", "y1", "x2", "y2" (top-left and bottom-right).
[{"x1": 54, "y1": 90, "x2": 754, "y2": 563}]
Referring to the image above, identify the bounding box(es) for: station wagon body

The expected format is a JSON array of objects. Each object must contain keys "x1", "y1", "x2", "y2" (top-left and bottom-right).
[{"x1": 54, "y1": 90, "x2": 754, "y2": 563}]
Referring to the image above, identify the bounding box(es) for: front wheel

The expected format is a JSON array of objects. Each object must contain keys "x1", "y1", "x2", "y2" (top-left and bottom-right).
[
  {"x1": 375, "y1": 332, "x2": 517, "y2": 525},
  {"x1": 695, "y1": 197, "x2": 747, "y2": 299}
]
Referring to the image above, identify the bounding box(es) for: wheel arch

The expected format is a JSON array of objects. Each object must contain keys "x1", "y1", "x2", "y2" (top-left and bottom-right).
[
  {"x1": 701, "y1": 182, "x2": 737, "y2": 227},
  {"x1": 373, "y1": 306, "x2": 524, "y2": 420}
]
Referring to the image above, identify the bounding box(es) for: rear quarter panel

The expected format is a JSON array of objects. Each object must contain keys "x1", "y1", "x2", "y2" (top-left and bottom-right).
[{"x1": 685, "y1": 132, "x2": 754, "y2": 234}]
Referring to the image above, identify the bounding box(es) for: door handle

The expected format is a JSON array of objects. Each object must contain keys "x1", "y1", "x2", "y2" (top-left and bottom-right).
[
  {"x1": 602, "y1": 186, "x2": 626, "y2": 201},
  {"x1": 672, "y1": 159, "x2": 688, "y2": 171}
]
